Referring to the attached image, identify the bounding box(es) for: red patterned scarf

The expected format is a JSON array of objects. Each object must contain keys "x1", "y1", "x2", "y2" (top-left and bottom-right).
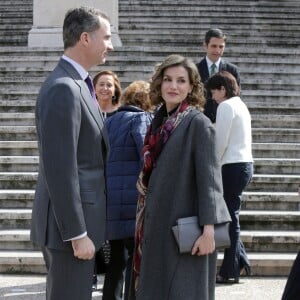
[{"x1": 133, "y1": 100, "x2": 193, "y2": 291}]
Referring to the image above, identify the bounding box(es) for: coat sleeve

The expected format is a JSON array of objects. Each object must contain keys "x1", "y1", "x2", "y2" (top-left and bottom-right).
[
  {"x1": 191, "y1": 114, "x2": 231, "y2": 225},
  {"x1": 38, "y1": 80, "x2": 86, "y2": 240},
  {"x1": 131, "y1": 112, "x2": 152, "y2": 167}
]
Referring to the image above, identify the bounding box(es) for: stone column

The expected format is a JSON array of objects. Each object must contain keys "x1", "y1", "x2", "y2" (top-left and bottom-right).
[{"x1": 28, "y1": 0, "x2": 121, "y2": 48}]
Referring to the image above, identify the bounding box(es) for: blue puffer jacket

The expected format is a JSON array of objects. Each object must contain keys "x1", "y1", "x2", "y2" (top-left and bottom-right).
[{"x1": 104, "y1": 105, "x2": 152, "y2": 240}]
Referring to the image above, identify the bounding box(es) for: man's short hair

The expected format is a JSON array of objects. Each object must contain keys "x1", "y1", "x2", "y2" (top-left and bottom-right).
[{"x1": 205, "y1": 28, "x2": 227, "y2": 45}]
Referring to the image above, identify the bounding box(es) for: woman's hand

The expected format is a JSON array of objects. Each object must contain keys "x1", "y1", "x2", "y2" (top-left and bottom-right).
[{"x1": 191, "y1": 224, "x2": 215, "y2": 256}]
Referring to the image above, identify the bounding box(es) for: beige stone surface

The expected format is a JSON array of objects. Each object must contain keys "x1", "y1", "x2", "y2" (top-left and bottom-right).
[{"x1": 0, "y1": 274, "x2": 287, "y2": 300}]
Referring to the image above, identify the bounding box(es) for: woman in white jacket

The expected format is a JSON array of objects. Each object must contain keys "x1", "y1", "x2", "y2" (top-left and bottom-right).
[{"x1": 205, "y1": 71, "x2": 253, "y2": 284}]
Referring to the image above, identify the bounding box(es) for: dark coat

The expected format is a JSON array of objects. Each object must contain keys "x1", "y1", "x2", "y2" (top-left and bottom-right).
[
  {"x1": 196, "y1": 58, "x2": 241, "y2": 123},
  {"x1": 105, "y1": 105, "x2": 152, "y2": 240},
  {"x1": 132, "y1": 109, "x2": 231, "y2": 300}
]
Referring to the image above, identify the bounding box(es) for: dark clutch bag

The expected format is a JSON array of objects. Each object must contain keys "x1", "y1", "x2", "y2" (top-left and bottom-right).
[{"x1": 172, "y1": 216, "x2": 231, "y2": 254}]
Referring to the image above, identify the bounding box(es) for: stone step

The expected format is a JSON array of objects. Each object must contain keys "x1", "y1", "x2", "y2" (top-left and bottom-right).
[
  {"x1": 0, "y1": 250, "x2": 46, "y2": 273},
  {"x1": 120, "y1": 27, "x2": 299, "y2": 38},
  {"x1": 241, "y1": 231, "x2": 300, "y2": 253},
  {"x1": 0, "y1": 156, "x2": 38, "y2": 172},
  {"x1": 251, "y1": 114, "x2": 300, "y2": 129},
  {"x1": 0, "y1": 250, "x2": 296, "y2": 275},
  {"x1": 1, "y1": 207, "x2": 299, "y2": 231},
  {"x1": 119, "y1": 0, "x2": 300, "y2": 9},
  {"x1": 0, "y1": 190, "x2": 297, "y2": 212},
  {"x1": 0, "y1": 229, "x2": 38, "y2": 250},
  {"x1": 0, "y1": 141, "x2": 38, "y2": 156},
  {"x1": 254, "y1": 158, "x2": 300, "y2": 174},
  {"x1": 217, "y1": 252, "x2": 297, "y2": 276},
  {"x1": 120, "y1": 0, "x2": 299, "y2": 6},
  {"x1": 119, "y1": 15, "x2": 300, "y2": 26},
  {"x1": 0, "y1": 46, "x2": 63, "y2": 57},
  {"x1": 252, "y1": 143, "x2": 300, "y2": 159},
  {"x1": 0, "y1": 141, "x2": 297, "y2": 162},
  {"x1": 0, "y1": 172, "x2": 300, "y2": 192},
  {"x1": 119, "y1": 6, "x2": 300, "y2": 15},
  {"x1": 252, "y1": 128, "x2": 300, "y2": 143},
  {"x1": 120, "y1": 34, "x2": 300, "y2": 47},
  {"x1": 0, "y1": 45, "x2": 299, "y2": 59},
  {"x1": 0, "y1": 172, "x2": 37, "y2": 189},
  {"x1": 0, "y1": 112, "x2": 299, "y2": 129},
  {"x1": 1, "y1": 55, "x2": 300, "y2": 69},
  {"x1": 1, "y1": 229, "x2": 298, "y2": 252},
  {"x1": 0, "y1": 77, "x2": 299, "y2": 94},
  {"x1": 242, "y1": 92, "x2": 299, "y2": 105},
  {"x1": 0, "y1": 126, "x2": 36, "y2": 141},
  {"x1": 240, "y1": 210, "x2": 300, "y2": 230},
  {"x1": 251, "y1": 114, "x2": 300, "y2": 128},
  {"x1": 0, "y1": 100, "x2": 36, "y2": 113},
  {"x1": 248, "y1": 174, "x2": 300, "y2": 192},
  {"x1": 0, "y1": 101, "x2": 293, "y2": 115},
  {"x1": 0, "y1": 190, "x2": 34, "y2": 208},
  {"x1": 242, "y1": 192, "x2": 300, "y2": 211},
  {"x1": 0, "y1": 89, "x2": 298, "y2": 108},
  {"x1": 0, "y1": 209, "x2": 31, "y2": 229},
  {"x1": 0, "y1": 113, "x2": 34, "y2": 126},
  {"x1": 0, "y1": 0, "x2": 32, "y2": 5},
  {"x1": 0, "y1": 190, "x2": 298, "y2": 212},
  {"x1": 247, "y1": 102, "x2": 300, "y2": 115}
]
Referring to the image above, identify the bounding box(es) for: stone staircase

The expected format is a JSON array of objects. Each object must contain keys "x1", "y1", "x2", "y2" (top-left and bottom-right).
[{"x1": 0, "y1": 0, "x2": 299, "y2": 275}]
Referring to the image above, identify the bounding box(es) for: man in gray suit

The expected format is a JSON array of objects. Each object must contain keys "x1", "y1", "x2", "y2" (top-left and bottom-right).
[{"x1": 30, "y1": 7, "x2": 113, "y2": 300}]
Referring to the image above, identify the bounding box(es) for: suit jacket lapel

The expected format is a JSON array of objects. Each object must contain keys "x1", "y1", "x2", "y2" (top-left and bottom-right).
[
  {"x1": 79, "y1": 80, "x2": 110, "y2": 151},
  {"x1": 200, "y1": 59, "x2": 210, "y2": 82},
  {"x1": 58, "y1": 59, "x2": 109, "y2": 150},
  {"x1": 219, "y1": 60, "x2": 225, "y2": 71}
]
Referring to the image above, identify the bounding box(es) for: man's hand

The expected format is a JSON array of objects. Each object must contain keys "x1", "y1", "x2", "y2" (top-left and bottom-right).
[{"x1": 71, "y1": 236, "x2": 95, "y2": 260}]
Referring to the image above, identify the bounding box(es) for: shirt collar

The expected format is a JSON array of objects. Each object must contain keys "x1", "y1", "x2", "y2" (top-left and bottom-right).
[
  {"x1": 206, "y1": 57, "x2": 221, "y2": 70},
  {"x1": 62, "y1": 55, "x2": 89, "y2": 80}
]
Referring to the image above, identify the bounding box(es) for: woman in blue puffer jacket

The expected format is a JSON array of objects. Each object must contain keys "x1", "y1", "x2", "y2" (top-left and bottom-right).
[{"x1": 102, "y1": 81, "x2": 153, "y2": 300}]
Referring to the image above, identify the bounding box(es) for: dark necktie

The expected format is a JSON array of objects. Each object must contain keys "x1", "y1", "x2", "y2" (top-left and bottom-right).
[
  {"x1": 210, "y1": 63, "x2": 217, "y2": 76},
  {"x1": 85, "y1": 75, "x2": 98, "y2": 105}
]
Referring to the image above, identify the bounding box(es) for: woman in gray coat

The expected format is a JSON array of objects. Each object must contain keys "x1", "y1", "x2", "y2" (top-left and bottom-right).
[{"x1": 130, "y1": 55, "x2": 231, "y2": 300}]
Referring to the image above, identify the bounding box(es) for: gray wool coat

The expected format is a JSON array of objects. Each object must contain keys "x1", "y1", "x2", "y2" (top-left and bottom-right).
[{"x1": 131, "y1": 109, "x2": 231, "y2": 300}]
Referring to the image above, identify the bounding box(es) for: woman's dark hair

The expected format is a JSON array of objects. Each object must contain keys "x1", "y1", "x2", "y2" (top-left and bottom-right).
[
  {"x1": 205, "y1": 71, "x2": 240, "y2": 98},
  {"x1": 93, "y1": 70, "x2": 122, "y2": 105},
  {"x1": 150, "y1": 54, "x2": 205, "y2": 110}
]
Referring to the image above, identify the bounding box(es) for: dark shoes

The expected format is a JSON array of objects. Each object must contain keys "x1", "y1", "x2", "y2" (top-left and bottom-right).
[
  {"x1": 240, "y1": 265, "x2": 252, "y2": 276},
  {"x1": 216, "y1": 275, "x2": 239, "y2": 284},
  {"x1": 216, "y1": 265, "x2": 252, "y2": 284}
]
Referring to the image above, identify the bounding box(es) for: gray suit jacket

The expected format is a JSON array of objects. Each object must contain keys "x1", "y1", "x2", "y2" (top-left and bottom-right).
[{"x1": 30, "y1": 58, "x2": 109, "y2": 251}]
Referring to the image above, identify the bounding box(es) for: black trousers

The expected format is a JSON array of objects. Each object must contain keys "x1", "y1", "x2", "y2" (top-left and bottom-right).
[
  {"x1": 102, "y1": 238, "x2": 134, "y2": 300},
  {"x1": 218, "y1": 162, "x2": 253, "y2": 279},
  {"x1": 282, "y1": 251, "x2": 300, "y2": 300}
]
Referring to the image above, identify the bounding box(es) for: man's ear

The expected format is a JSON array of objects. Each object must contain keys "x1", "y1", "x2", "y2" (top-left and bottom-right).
[{"x1": 80, "y1": 32, "x2": 90, "y2": 47}]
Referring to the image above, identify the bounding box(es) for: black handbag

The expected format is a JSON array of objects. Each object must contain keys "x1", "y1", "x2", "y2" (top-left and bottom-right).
[
  {"x1": 95, "y1": 240, "x2": 111, "y2": 274},
  {"x1": 172, "y1": 216, "x2": 230, "y2": 254}
]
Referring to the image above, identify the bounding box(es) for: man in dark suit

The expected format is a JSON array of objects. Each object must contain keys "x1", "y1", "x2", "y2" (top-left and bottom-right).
[
  {"x1": 30, "y1": 7, "x2": 113, "y2": 300},
  {"x1": 196, "y1": 28, "x2": 241, "y2": 123}
]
